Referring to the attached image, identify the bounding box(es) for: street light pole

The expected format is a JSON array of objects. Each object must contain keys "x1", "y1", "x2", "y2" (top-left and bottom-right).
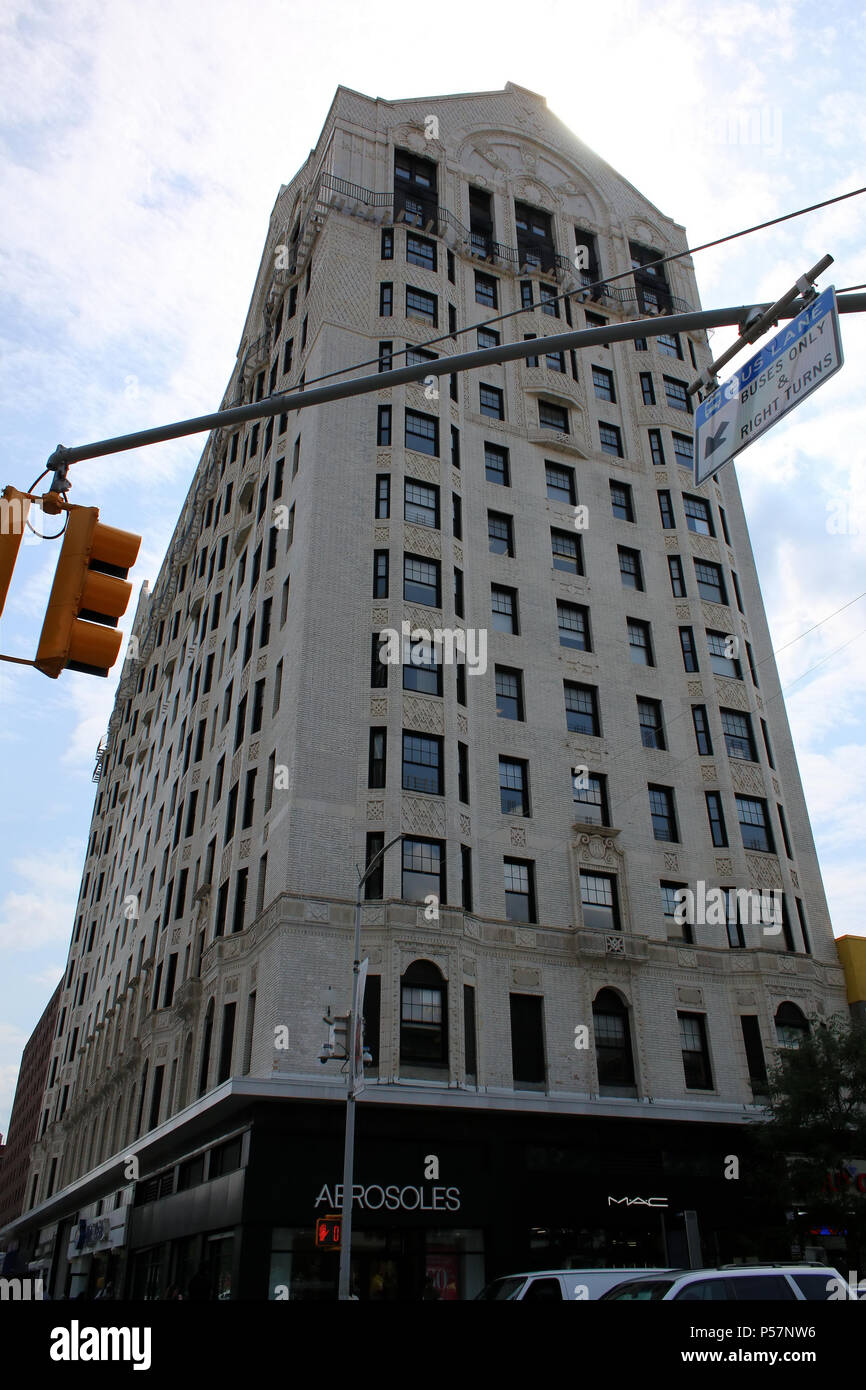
[{"x1": 337, "y1": 832, "x2": 404, "y2": 1301}]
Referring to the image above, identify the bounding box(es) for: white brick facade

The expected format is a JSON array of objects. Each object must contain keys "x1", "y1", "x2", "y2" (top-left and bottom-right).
[{"x1": 23, "y1": 83, "x2": 846, "y2": 1212}]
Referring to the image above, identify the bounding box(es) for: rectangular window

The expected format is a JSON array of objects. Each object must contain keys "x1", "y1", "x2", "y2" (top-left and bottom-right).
[
  {"x1": 524, "y1": 332, "x2": 539, "y2": 369},
  {"x1": 375, "y1": 474, "x2": 390, "y2": 518},
  {"x1": 658, "y1": 332, "x2": 683, "y2": 359},
  {"x1": 719, "y1": 505, "x2": 732, "y2": 545},
  {"x1": 599, "y1": 422, "x2": 623, "y2": 457},
  {"x1": 557, "y1": 600, "x2": 591, "y2": 651},
  {"x1": 407, "y1": 233, "x2": 436, "y2": 271},
  {"x1": 649, "y1": 784, "x2": 678, "y2": 841},
  {"x1": 760, "y1": 718, "x2": 775, "y2": 768},
  {"x1": 477, "y1": 325, "x2": 500, "y2": 349},
  {"x1": 231, "y1": 869, "x2": 248, "y2": 935},
  {"x1": 552, "y1": 528, "x2": 583, "y2": 574},
  {"x1": 452, "y1": 492, "x2": 462, "y2": 540},
  {"x1": 637, "y1": 696, "x2": 665, "y2": 750},
  {"x1": 447, "y1": 249, "x2": 455, "y2": 283},
  {"x1": 406, "y1": 285, "x2": 437, "y2": 324},
  {"x1": 707, "y1": 629, "x2": 742, "y2": 679},
  {"x1": 721, "y1": 708, "x2": 757, "y2": 760},
  {"x1": 379, "y1": 282, "x2": 393, "y2": 316},
  {"x1": 705, "y1": 791, "x2": 728, "y2": 847},
  {"x1": 545, "y1": 462, "x2": 576, "y2": 504},
  {"x1": 488, "y1": 510, "x2": 514, "y2": 556},
  {"x1": 634, "y1": 337, "x2": 647, "y2": 351},
  {"x1": 485, "y1": 443, "x2": 509, "y2": 485},
  {"x1": 777, "y1": 802, "x2": 793, "y2": 859},
  {"x1": 454, "y1": 566, "x2": 464, "y2": 619},
  {"x1": 404, "y1": 477, "x2": 440, "y2": 528},
  {"x1": 737, "y1": 795, "x2": 774, "y2": 853},
  {"x1": 628, "y1": 618, "x2": 654, "y2": 665},
  {"x1": 457, "y1": 741, "x2": 469, "y2": 805},
  {"x1": 679, "y1": 626, "x2": 699, "y2": 672},
  {"x1": 377, "y1": 404, "x2": 392, "y2": 447},
  {"x1": 692, "y1": 705, "x2": 713, "y2": 756},
  {"x1": 402, "y1": 733, "x2": 443, "y2": 796},
  {"x1": 609, "y1": 481, "x2": 634, "y2": 521},
  {"x1": 463, "y1": 980, "x2": 476, "y2": 1066},
  {"x1": 451, "y1": 425, "x2": 460, "y2": 469},
  {"x1": 684, "y1": 494, "x2": 715, "y2": 536},
  {"x1": 694, "y1": 560, "x2": 727, "y2": 605},
  {"x1": 373, "y1": 549, "x2": 389, "y2": 598},
  {"x1": 259, "y1": 597, "x2": 272, "y2": 648},
  {"x1": 648, "y1": 428, "x2": 665, "y2": 467},
  {"x1": 639, "y1": 372, "x2": 655, "y2": 405},
  {"x1": 474, "y1": 270, "x2": 498, "y2": 307},
  {"x1": 381, "y1": 228, "x2": 393, "y2": 260},
  {"x1": 658, "y1": 489, "x2": 675, "y2": 528},
  {"x1": 668, "y1": 555, "x2": 686, "y2": 596},
  {"x1": 500, "y1": 757, "x2": 529, "y2": 816},
  {"x1": 565, "y1": 681, "x2": 600, "y2": 736},
  {"x1": 402, "y1": 838, "x2": 445, "y2": 903},
  {"x1": 371, "y1": 632, "x2": 389, "y2": 689},
  {"x1": 618, "y1": 546, "x2": 643, "y2": 590},
  {"x1": 663, "y1": 375, "x2": 692, "y2": 413},
  {"x1": 404, "y1": 554, "x2": 440, "y2": 606},
  {"x1": 491, "y1": 584, "x2": 518, "y2": 634},
  {"x1": 403, "y1": 638, "x2": 441, "y2": 696},
  {"x1": 679, "y1": 1012, "x2": 712, "y2": 1089},
  {"x1": 480, "y1": 384, "x2": 504, "y2": 419},
  {"x1": 573, "y1": 772, "x2": 609, "y2": 827},
  {"x1": 368, "y1": 728, "x2": 387, "y2": 788},
  {"x1": 795, "y1": 899, "x2": 811, "y2": 955},
  {"x1": 495, "y1": 665, "x2": 524, "y2": 721},
  {"x1": 745, "y1": 640, "x2": 759, "y2": 687},
  {"x1": 731, "y1": 570, "x2": 745, "y2": 614},
  {"x1": 539, "y1": 283, "x2": 559, "y2": 316},
  {"x1": 539, "y1": 401, "x2": 568, "y2": 432},
  {"x1": 365, "y1": 832, "x2": 385, "y2": 900},
  {"x1": 405, "y1": 409, "x2": 439, "y2": 456},
  {"x1": 448, "y1": 303, "x2": 457, "y2": 339},
  {"x1": 510, "y1": 993, "x2": 545, "y2": 1083},
  {"x1": 251, "y1": 678, "x2": 265, "y2": 734},
  {"x1": 520, "y1": 280, "x2": 533, "y2": 309},
  {"x1": 241, "y1": 768, "x2": 256, "y2": 829},
  {"x1": 672, "y1": 432, "x2": 694, "y2": 469},
  {"x1": 662, "y1": 881, "x2": 692, "y2": 943},
  {"x1": 593, "y1": 366, "x2": 615, "y2": 402},
  {"x1": 378, "y1": 340, "x2": 393, "y2": 373},
  {"x1": 504, "y1": 859, "x2": 537, "y2": 923},
  {"x1": 580, "y1": 871, "x2": 620, "y2": 931}
]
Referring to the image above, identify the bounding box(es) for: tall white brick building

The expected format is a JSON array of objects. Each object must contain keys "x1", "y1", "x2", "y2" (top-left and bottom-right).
[{"x1": 6, "y1": 83, "x2": 847, "y2": 1301}]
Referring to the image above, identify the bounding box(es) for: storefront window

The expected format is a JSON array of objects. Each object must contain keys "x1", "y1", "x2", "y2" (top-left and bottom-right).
[{"x1": 269, "y1": 1226, "x2": 484, "y2": 1300}]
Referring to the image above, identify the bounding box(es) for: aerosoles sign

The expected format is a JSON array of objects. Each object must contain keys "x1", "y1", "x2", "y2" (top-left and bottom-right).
[{"x1": 315, "y1": 1182, "x2": 461, "y2": 1212}]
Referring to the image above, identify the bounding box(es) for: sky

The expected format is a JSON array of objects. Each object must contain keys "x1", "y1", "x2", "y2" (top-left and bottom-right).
[{"x1": 0, "y1": 0, "x2": 864, "y2": 1135}]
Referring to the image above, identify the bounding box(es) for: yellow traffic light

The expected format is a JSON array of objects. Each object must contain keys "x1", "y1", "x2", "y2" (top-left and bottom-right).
[
  {"x1": 0, "y1": 486, "x2": 32, "y2": 619},
  {"x1": 35, "y1": 505, "x2": 141, "y2": 678}
]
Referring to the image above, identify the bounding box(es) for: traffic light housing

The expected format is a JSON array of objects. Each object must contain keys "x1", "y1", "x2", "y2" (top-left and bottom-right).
[
  {"x1": 315, "y1": 1215, "x2": 342, "y2": 1249},
  {"x1": 35, "y1": 505, "x2": 141, "y2": 678},
  {"x1": 0, "y1": 486, "x2": 31, "y2": 620}
]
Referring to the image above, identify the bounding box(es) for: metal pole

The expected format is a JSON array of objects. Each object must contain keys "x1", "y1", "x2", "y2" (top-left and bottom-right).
[
  {"x1": 336, "y1": 832, "x2": 404, "y2": 1301},
  {"x1": 42, "y1": 294, "x2": 866, "y2": 471}
]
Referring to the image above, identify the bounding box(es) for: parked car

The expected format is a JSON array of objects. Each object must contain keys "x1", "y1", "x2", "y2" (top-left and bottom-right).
[
  {"x1": 475, "y1": 1268, "x2": 673, "y2": 1301},
  {"x1": 599, "y1": 1263, "x2": 856, "y2": 1301}
]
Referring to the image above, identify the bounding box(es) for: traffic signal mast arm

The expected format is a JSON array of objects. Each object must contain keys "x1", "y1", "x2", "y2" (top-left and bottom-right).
[{"x1": 42, "y1": 287, "x2": 866, "y2": 474}]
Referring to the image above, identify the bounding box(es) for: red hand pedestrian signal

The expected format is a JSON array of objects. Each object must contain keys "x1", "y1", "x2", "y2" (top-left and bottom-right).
[{"x1": 315, "y1": 1215, "x2": 342, "y2": 1248}]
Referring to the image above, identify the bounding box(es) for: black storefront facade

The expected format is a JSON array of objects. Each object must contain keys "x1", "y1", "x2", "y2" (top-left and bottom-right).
[{"x1": 120, "y1": 1092, "x2": 793, "y2": 1300}]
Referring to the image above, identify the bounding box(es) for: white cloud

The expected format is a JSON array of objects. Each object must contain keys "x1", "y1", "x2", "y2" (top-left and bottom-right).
[{"x1": 0, "y1": 848, "x2": 82, "y2": 952}]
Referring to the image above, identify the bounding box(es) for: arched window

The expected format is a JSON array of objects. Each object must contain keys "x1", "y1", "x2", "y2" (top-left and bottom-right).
[
  {"x1": 592, "y1": 988, "x2": 636, "y2": 1092},
  {"x1": 775, "y1": 1002, "x2": 809, "y2": 1048},
  {"x1": 400, "y1": 960, "x2": 447, "y2": 1067},
  {"x1": 198, "y1": 999, "x2": 215, "y2": 1095}
]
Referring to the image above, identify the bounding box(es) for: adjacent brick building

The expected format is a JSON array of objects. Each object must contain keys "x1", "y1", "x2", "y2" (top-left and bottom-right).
[
  {"x1": 0, "y1": 982, "x2": 61, "y2": 1232},
  {"x1": 5, "y1": 83, "x2": 848, "y2": 1299}
]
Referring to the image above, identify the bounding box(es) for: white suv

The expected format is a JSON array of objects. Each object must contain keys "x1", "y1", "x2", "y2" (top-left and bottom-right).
[
  {"x1": 599, "y1": 1264, "x2": 856, "y2": 1301},
  {"x1": 475, "y1": 1269, "x2": 672, "y2": 1301}
]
